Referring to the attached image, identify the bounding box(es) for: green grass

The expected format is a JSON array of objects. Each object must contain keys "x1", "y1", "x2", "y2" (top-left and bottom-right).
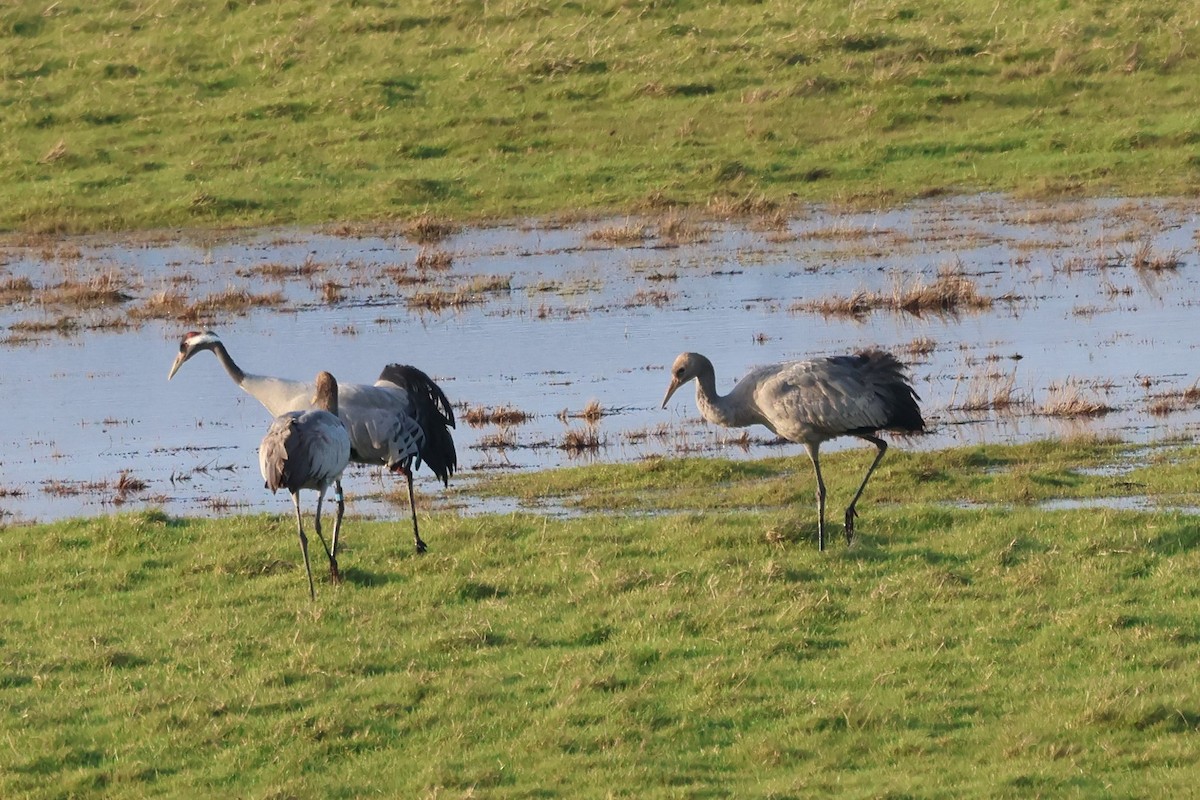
[
  {"x1": 5, "y1": 440, "x2": 1200, "y2": 797},
  {"x1": 2, "y1": 0, "x2": 1199, "y2": 232}
]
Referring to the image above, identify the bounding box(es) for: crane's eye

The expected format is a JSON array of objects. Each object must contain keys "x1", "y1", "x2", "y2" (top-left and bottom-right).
[{"x1": 674, "y1": 368, "x2": 684, "y2": 378}]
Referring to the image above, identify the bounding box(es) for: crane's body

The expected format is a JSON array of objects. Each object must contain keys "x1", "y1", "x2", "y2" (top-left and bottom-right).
[
  {"x1": 169, "y1": 330, "x2": 455, "y2": 557},
  {"x1": 662, "y1": 349, "x2": 924, "y2": 550},
  {"x1": 259, "y1": 371, "x2": 351, "y2": 599}
]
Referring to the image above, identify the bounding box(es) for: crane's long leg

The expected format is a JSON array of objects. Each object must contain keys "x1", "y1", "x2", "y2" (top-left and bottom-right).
[
  {"x1": 401, "y1": 465, "x2": 428, "y2": 554},
  {"x1": 844, "y1": 435, "x2": 889, "y2": 544},
  {"x1": 804, "y1": 443, "x2": 827, "y2": 552},
  {"x1": 328, "y1": 479, "x2": 345, "y2": 567},
  {"x1": 312, "y1": 490, "x2": 339, "y2": 582},
  {"x1": 292, "y1": 493, "x2": 315, "y2": 601}
]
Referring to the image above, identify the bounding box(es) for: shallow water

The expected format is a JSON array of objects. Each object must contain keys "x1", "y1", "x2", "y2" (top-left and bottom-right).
[{"x1": 2, "y1": 195, "x2": 1199, "y2": 524}]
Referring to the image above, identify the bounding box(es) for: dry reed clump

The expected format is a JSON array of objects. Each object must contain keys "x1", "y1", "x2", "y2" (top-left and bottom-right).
[
  {"x1": 463, "y1": 404, "x2": 533, "y2": 428},
  {"x1": 1037, "y1": 381, "x2": 1116, "y2": 417},
  {"x1": 657, "y1": 214, "x2": 709, "y2": 245},
  {"x1": 383, "y1": 265, "x2": 434, "y2": 287},
  {"x1": 42, "y1": 478, "x2": 109, "y2": 497},
  {"x1": 240, "y1": 257, "x2": 325, "y2": 280},
  {"x1": 11, "y1": 316, "x2": 79, "y2": 334},
  {"x1": 115, "y1": 470, "x2": 147, "y2": 495},
  {"x1": 188, "y1": 286, "x2": 286, "y2": 315},
  {"x1": 320, "y1": 281, "x2": 344, "y2": 304},
  {"x1": 477, "y1": 430, "x2": 517, "y2": 450},
  {"x1": 1145, "y1": 386, "x2": 1200, "y2": 417},
  {"x1": 705, "y1": 191, "x2": 778, "y2": 218},
  {"x1": 891, "y1": 272, "x2": 993, "y2": 315},
  {"x1": 626, "y1": 289, "x2": 673, "y2": 308},
  {"x1": 45, "y1": 272, "x2": 133, "y2": 307},
  {"x1": 0, "y1": 276, "x2": 35, "y2": 304},
  {"x1": 406, "y1": 289, "x2": 476, "y2": 312},
  {"x1": 793, "y1": 271, "x2": 993, "y2": 318},
  {"x1": 464, "y1": 274, "x2": 512, "y2": 293},
  {"x1": 561, "y1": 427, "x2": 603, "y2": 453},
  {"x1": 557, "y1": 400, "x2": 604, "y2": 424},
  {"x1": 407, "y1": 275, "x2": 511, "y2": 312},
  {"x1": 414, "y1": 249, "x2": 454, "y2": 270},
  {"x1": 132, "y1": 290, "x2": 190, "y2": 319},
  {"x1": 131, "y1": 286, "x2": 285, "y2": 321},
  {"x1": 900, "y1": 336, "x2": 937, "y2": 357},
  {"x1": 403, "y1": 214, "x2": 458, "y2": 244},
  {"x1": 949, "y1": 369, "x2": 1028, "y2": 413},
  {"x1": 797, "y1": 289, "x2": 873, "y2": 317},
  {"x1": 1126, "y1": 240, "x2": 1183, "y2": 271},
  {"x1": 587, "y1": 221, "x2": 649, "y2": 246},
  {"x1": 799, "y1": 222, "x2": 879, "y2": 242}
]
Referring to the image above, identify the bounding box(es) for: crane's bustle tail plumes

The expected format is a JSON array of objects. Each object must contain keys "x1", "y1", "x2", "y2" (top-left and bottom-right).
[
  {"x1": 830, "y1": 349, "x2": 924, "y2": 435},
  {"x1": 376, "y1": 363, "x2": 457, "y2": 486}
]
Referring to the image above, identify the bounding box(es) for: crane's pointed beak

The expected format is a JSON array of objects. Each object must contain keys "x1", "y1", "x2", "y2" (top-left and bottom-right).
[
  {"x1": 661, "y1": 379, "x2": 681, "y2": 409},
  {"x1": 167, "y1": 351, "x2": 187, "y2": 381}
]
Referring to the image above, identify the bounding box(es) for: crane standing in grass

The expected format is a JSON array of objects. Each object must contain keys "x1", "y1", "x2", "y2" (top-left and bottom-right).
[
  {"x1": 169, "y1": 330, "x2": 456, "y2": 563},
  {"x1": 661, "y1": 349, "x2": 925, "y2": 550},
  {"x1": 260, "y1": 371, "x2": 351, "y2": 600}
]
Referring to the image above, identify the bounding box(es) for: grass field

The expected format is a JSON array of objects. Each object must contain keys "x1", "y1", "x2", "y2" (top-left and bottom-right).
[
  {"x1": 2, "y1": 1, "x2": 1199, "y2": 232},
  {"x1": 4, "y1": 439, "x2": 1200, "y2": 797}
]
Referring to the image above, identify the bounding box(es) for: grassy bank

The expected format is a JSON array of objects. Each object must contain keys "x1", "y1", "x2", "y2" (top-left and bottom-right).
[
  {"x1": 4, "y1": 439, "x2": 1200, "y2": 797},
  {"x1": 2, "y1": 1, "x2": 1199, "y2": 233}
]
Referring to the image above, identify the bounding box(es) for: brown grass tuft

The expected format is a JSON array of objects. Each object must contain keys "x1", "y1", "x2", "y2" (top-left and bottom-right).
[
  {"x1": 464, "y1": 404, "x2": 533, "y2": 428},
  {"x1": 705, "y1": 192, "x2": 778, "y2": 217},
  {"x1": 1145, "y1": 386, "x2": 1200, "y2": 417},
  {"x1": 115, "y1": 470, "x2": 148, "y2": 495},
  {"x1": 404, "y1": 214, "x2": 458, "y2": 244},
  {"x1": 11, "y1": 316, "x2": 79, "y2": 334},
  {"x1": 414, "y1": 249, "x2": 454, "y2": 270},
  {"x1": 561, "y1": 427, "x2": 603, "y2": 453},
  {"x1": 477, "y1": 430, "x2": 517, "y2": 450},
  {"x1": 950, "y1": 369, "x2": 1028, "y2": 413},
  {"x1": 657, "y1": 214, "x2": 708, "y2": 245},
  {"x1": 407, "y1": 275, "x2": 510, "y2": 312},
  {"x1": 587, "y1": 222, "x2": 649, "y2": 246},
  {"x1": 0, "y1": 276, "x2": 35, "y2": 304},
  {"x1": 900, "y1": 336, "x2": 937, "y2": 357},
  {"x1": 45, "y1": 271, "x2": 132, "y2": 307},
  {"x1": 794, "y1": 269, "x2": 993, "y2": 318},
  {"x1": 1127, "y1": 240, "x2": 1183, "y2": 271},
  {"x1": 1038, "y1": 381, "x2": 1116, "y2": 417},
  {"x1": 626, "y1": 289, "x2": 673, "y2": 308}
]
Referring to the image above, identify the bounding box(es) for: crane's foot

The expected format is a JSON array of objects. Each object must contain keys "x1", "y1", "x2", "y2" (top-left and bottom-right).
[
  {"x1": 328, "y1": 558, "x2": 342, "y2": 583},
  {"x1": 414, "y1": 536, "x2": 428, "y2": 555},
  {"x1": 844, "y1": 507, "x2": 858, "y2": 545}
]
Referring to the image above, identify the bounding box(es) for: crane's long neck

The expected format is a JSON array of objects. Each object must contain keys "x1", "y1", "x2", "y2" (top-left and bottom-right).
[
  {"x1": 209, "y1": 341, "x2": 246, "y2": 386},
  {"x1": 693, "y1": 366, "x2": 757, "y2": 429}
]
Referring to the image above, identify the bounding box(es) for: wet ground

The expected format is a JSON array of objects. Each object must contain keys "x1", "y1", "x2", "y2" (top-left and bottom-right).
[{"x1": 1, "y1": 195, "x2": 1199, "y2": 524}]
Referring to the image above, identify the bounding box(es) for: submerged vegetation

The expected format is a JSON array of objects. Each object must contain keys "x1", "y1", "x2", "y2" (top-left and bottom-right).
[{"x1": 2, "y1": 1, "x2": 1200, "y2": 232}]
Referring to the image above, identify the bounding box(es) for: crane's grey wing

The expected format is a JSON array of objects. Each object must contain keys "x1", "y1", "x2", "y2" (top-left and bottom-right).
[
  {"x1": 260, "y1": 412, "x2": 302, "y2": 492},
  {"x1": 754, "y1": 358, "x2": 896, "y2": 441},
  {"x1": 337, "y1": 384, "x2": 421, "y2": 466},
  {"x1": 259, "y1": 410, "x2": 350, "y2": 493},
  {"x1": 298, "y1": 413, "x2": 352, "y2": 489}
]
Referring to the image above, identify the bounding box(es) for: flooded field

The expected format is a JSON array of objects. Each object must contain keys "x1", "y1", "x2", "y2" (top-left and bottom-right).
[{"x1": 1, "y1": 195, "x2": 1199, "y2": 524}]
